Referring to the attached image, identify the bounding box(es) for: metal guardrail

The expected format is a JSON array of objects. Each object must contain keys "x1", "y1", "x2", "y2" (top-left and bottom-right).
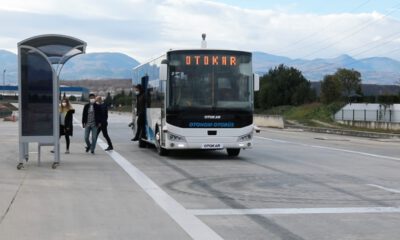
[{"x1": 335, "y1": 109, "x2": 400, "y2": 123}]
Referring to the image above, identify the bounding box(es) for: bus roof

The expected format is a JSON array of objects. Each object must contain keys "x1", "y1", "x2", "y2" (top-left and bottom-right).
[{"x1": 167, "y1": 48, "x2": 251, "y2": 54}]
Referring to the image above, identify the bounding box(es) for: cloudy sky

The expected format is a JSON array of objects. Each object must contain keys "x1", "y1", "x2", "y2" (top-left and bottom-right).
[{"x1": 1, "y1": 0, "x2": 400, "y2": 61}]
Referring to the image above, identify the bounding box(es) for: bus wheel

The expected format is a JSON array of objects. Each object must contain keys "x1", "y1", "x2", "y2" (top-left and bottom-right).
[
  {"x1": 155, "y1": 130, "x2": 169, "y2": 156},
  {"x1": 227, "y1": 148, "x2": 240, "y2": 157}
]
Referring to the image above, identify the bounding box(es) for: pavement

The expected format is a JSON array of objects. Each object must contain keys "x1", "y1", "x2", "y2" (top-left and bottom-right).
[{"x1": 0, "y1": 104, "x2": 400, "y2": 240}]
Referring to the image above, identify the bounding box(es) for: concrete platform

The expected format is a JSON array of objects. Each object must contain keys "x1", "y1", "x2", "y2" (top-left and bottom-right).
[{"x1": 0, "y1": 119, "x2": 190, "y2": 240}]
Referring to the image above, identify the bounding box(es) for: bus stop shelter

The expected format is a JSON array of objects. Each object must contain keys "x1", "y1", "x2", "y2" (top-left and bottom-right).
[{"x1": 18, "y1": 34, "x2": 86, "y2": 169}]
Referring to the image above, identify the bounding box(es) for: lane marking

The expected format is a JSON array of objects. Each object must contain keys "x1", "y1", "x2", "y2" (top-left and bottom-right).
[
  {"x1": 367, "y1": 184, "x2": 400, "y2": 194},
  {"x1": 188, "y1": 207, "x2": 400, "y2": 216},
  {"x1": 255, "y1": 136, "x2": 400, "y2": 162},
  {"x1": 72, "y1": 117, "x2": 222, "y2": 239},
  {"x1": 97, "y1": 139, "x2": 223, "y2": 240}
]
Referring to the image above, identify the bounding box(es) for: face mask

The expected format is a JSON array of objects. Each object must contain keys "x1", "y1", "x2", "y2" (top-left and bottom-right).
[
  {"x1": 90, "y1": 99, "x2": 95, "y2": 104},
  {"x1": 135, "y1": 91, "x2": 140, "y2": 96},
  {"x1": 62, "y1": 102, "x2": 67, "y2": 107}
]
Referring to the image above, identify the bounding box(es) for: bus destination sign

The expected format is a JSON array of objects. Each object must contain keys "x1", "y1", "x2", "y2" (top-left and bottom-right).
[{"x1": 185, "y1": 55, "x2": 237, "y2": 66}]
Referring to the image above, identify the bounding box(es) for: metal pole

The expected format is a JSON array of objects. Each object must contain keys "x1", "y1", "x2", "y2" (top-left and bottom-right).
[
  {"x1": 2, "y1": 69, "x2": 5, "y2": 97},
  {"x1": 364, "y1": 109, "x2": 366, "y2": 121}
]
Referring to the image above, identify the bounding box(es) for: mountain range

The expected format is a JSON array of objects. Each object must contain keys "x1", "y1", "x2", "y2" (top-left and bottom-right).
[{"x1": 1, "y1": 49, "x2": 400, "y2": 85}]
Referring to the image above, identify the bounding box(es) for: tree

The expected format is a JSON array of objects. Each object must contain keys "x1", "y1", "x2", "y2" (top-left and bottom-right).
[
  {"x1": 335, "y1": 68, "x2": 362, "y2": 98},
  {"x1": 320, "y1": 74, "x2": 342, "y2": 104},
  {"x1": 258, "y1": 64, "x2": 314, "y2": 109}
]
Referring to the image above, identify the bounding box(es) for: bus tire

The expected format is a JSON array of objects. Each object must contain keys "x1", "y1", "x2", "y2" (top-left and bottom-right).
[
  {"x1": 155, "y1": 129, "x2": 169, "y2": 156},
  {"x1": 227, "y1": 148, "x2": 240, "y2": 157}
]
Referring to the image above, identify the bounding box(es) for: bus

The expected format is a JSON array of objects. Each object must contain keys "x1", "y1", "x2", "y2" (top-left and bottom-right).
[{"x1": 132, "y1": 48, "x2": 260, "y2": 156}]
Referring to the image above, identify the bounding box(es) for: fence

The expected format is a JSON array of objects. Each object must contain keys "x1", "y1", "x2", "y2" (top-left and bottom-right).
[{"x1": 335, "y1": 109, "x2": 400, "y2": 123}]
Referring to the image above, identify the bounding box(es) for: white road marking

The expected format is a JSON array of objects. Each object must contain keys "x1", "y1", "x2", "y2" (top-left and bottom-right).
[
  {"x1": 96, "y1": 139, "x2": 223, "y2": 240},
  {"x1": 367, "y1": 184, "x2": 400, "y2": 194},
  {"x1": 188, "y1": 207, "x2": 400, "y2": 216},
  {"x1": 255, "y1": 136, "x2": 400, "y2": 162},
  {"x1": 72, "y1": 117, "x2": 222, "y2": 239}
]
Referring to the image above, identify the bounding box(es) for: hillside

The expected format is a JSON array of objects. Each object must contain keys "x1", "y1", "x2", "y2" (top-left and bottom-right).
[
  {"x1": 253, "y1": 53, "x2": 400, "y2": 84},
  {"x1": 60, "y1": 52, "x2": 140, "y2": 80},
  {"x1": 2, "y1": 49, "x2": 400, "y2": 85}
]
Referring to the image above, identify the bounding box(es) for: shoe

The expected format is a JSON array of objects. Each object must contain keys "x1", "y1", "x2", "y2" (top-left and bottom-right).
[
  {"x1": 105, "y1": 147, "x2": 113, "y2": 151},
  {"x1": 85, "y1": 145, "x2": 91, "y2": 152},
  {"x1": 50, "y1": 150, "x2": 54, "y2": 153},
  {"x1": 131, "y1": 137, "x2": 139, "y2": 141},
  {"x1": 65, "y1": 150, "x2": 70, "y2": 154},
  {"x1": 91, "y1": 151, "x2": 95, "y2": 154}
]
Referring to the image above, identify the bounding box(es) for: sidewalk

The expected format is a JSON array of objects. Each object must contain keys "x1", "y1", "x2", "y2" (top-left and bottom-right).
[{"x1": 0, "y1": 120, "x2": 189, "y2": 240}]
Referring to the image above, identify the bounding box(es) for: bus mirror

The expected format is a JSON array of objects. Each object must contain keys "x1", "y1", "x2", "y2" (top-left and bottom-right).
[
  {"x1": 160, "y1": 63, "x2": 168, "y2": 81},
  {"x1": 254, "y1": 73, "x2": 260, "y2": 91}
]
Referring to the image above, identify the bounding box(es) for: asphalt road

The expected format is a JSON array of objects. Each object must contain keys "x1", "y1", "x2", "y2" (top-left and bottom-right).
[
  {"x1": 1, "y1": 105, "x2": 400, "y2": 240},
  {"x1": 101, "y1": 107, "x2": 400, "y2": 240}
]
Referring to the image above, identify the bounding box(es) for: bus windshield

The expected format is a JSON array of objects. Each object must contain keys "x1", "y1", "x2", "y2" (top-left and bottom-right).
[{"x1": 168, "y1": 50, "x2": 253, "y2": 111}]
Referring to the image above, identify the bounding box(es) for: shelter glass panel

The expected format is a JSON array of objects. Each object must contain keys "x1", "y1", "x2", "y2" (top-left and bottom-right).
[{"x1": 21, "y1": 48, "x2": 53, "y2": 136}]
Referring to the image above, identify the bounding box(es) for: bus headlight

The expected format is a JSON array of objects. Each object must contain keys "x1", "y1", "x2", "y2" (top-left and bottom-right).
[
  {"x1": 238, "y1": 132, "x2": 253, "y2": 142},
  {"x1": 168, "y1": 133, "x2": 186, "y2": 142}
]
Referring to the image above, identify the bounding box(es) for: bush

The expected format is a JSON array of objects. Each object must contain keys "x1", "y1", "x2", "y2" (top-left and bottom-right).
[{"x1": 68, "y1": 95, "x2": 77, "y2": 101}]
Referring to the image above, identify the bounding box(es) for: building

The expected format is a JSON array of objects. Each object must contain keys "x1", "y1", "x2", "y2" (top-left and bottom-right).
[
  {"x1": 60, "y1": 85, "x2": 89, "y2": 101},
  {"x1": 0, "y1": 85, "x2": 89, "y2": 101}
]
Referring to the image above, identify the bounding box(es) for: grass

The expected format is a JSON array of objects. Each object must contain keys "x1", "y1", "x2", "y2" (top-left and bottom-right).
[
  {"x1": 257, "y1": 102, "x2": 400, "y2": 134},
  {"x1": 282, "y1": 102, "x2": 344, "y2": 124}
]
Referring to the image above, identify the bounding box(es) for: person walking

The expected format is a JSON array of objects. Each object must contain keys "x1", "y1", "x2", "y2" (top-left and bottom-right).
[
  {"x1": 82, "y1": 93, "x2": 102, "y2": 154},
  {"x1": 60, "y1": 98, "x2": 75, "y2": 154},
  {"x1": 95, "y1": 96, "x2": 113, "y2": 151},
  {"x1": 132, "y1": 84, "x2": 146, "y2": 141}
]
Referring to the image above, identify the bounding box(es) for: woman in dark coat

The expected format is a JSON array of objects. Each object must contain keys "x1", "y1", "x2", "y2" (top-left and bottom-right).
[{"x1": 60, "y1": 98, "x2": 75, "y2": 154}]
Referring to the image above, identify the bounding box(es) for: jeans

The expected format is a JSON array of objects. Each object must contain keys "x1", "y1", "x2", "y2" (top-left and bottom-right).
[{"x1": 84, "y1": 124, "x2": 98, "y2": 152}]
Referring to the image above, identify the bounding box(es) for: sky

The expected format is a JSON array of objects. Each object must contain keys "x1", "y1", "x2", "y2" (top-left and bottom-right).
[{"x1": 1, "y1": 0, "x2": 400, "y2": 62}]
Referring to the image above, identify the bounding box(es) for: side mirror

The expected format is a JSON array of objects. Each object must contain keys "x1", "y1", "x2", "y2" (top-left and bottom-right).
[
  {"x1": 160, "y1": 60, "x2": 168, "y2": 81},
  {"x1": 253, "y1": 73, "x2": 260, "y2": 91}
]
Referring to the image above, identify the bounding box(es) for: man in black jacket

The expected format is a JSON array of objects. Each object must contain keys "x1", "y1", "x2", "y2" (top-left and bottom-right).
[
  {"x1": 132, "y1": 84, "x2": 146, "y2": 141},
  {"x1": 95, "y1": 96, "x2": 113, "y2": 151},
  {"x1": 82, "y1": 93, "x2": 102, "y2": 154}
]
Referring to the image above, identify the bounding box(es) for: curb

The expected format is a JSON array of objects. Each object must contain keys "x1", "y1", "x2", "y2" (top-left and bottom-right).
[{"x1": 284, "y1": 125, "x2": 400, "y2": 139}]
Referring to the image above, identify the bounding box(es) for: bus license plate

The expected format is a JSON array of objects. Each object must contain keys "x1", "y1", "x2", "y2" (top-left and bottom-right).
[{"x1": 202, "y1": 143, "x2": 223, "y2": 149}]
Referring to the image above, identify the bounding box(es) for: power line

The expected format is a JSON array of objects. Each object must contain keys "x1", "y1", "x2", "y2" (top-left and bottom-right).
[
  {"x1": 274, "y1": 0, "x2": 372, "y2": 56},
  {"x1": 299, "y1": 1, "x2": 400, "y2": 59}
]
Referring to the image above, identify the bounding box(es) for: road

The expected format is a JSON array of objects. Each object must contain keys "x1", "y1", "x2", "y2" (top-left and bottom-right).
[
  {"x1": 1, "y1": 105, "x2": 400, "y2": 240},
  {"x1": 101, "y1": 106, "x2": 400, "y2": 240}
]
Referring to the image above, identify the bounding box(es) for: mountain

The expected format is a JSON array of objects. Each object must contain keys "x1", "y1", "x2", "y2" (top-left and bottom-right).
[
  {"x1": 253, "y1": 53, "x2": 400, "y2": 84},
  {"x1": 60, "y1": 52, "x2": 140, "y2": 80},
  {"x1": 1, "y1": 49, "x2": 400, "y2": 85},
  {"x1": 0, "y1": 51, "x2": 140, "y2": 84}
]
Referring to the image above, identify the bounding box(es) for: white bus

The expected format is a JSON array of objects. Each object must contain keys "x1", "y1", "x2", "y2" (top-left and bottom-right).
[{"x1": 132, "y1": 49, "x2": 259, "y2": 156}]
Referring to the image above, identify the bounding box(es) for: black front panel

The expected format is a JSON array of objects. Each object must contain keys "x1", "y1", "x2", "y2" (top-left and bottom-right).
[
  {"x1": 166, "y1": 110, "x2": 252, "y2": 128},
  {"x1": 21, "y1": 49, "x2": 54, "y2": 136}
]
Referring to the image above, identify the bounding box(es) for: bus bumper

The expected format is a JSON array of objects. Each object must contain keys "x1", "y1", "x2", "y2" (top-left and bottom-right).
[{"x1": 162, "y1": 125, "x2": 255, "y2": 150}]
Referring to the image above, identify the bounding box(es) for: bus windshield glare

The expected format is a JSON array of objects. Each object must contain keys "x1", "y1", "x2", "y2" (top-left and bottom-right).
[{"x1": 168, "y1": 50, "x2": 253, "y2": 111}]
